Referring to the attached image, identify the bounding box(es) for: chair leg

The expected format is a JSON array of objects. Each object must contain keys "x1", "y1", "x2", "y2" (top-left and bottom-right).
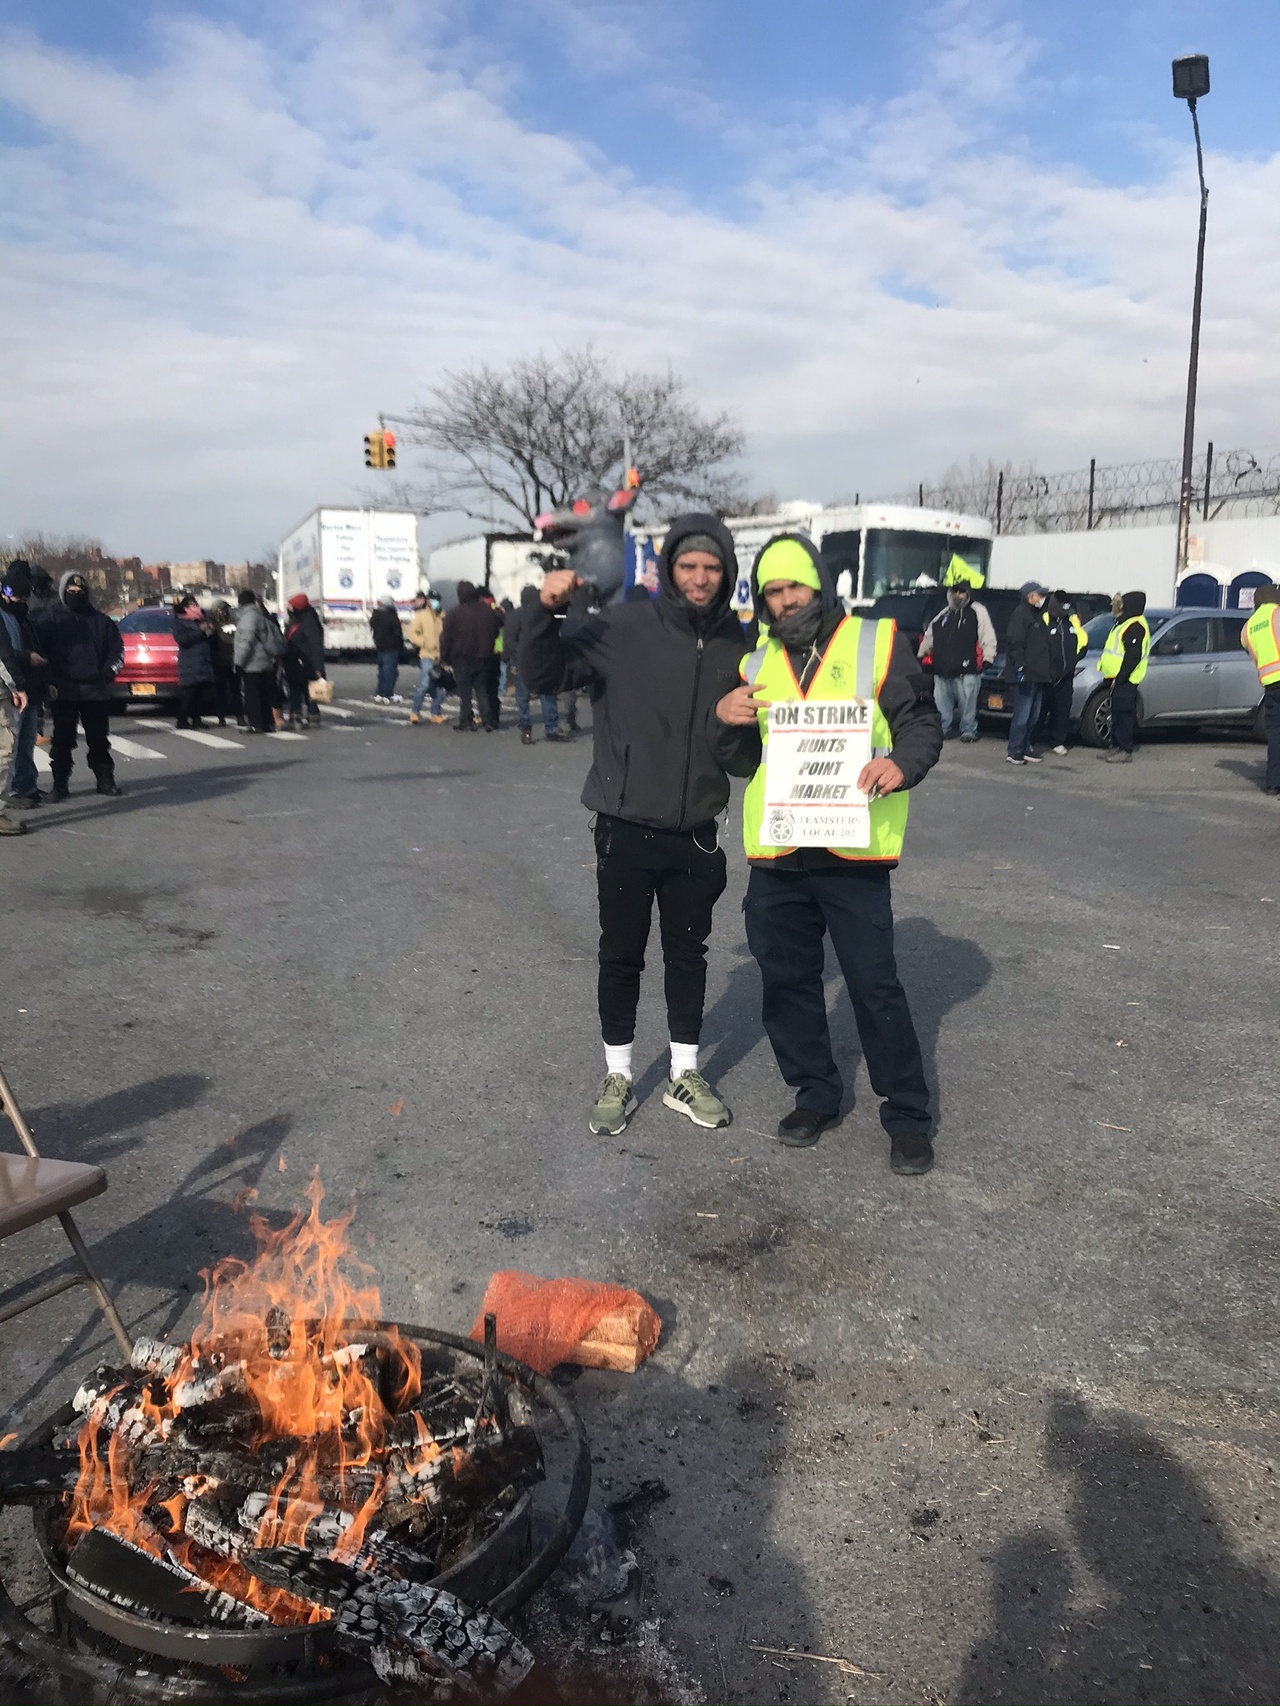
[{"x1": 57, "y1": 1211, "x2": 132, "y2": 1361}]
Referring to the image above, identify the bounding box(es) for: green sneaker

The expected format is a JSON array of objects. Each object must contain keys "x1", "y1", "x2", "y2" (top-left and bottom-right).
[
  {"x1": 589, "y1": 1073, "x2": 636, "y2": 1136},
  {"x1": 662, "y1": 1070, "x2": 730, "y2": 1130}
]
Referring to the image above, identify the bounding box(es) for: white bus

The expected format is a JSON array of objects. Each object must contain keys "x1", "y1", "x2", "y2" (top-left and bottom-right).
[{"x1": 628, "y1": 501, "x2": 994, "y2": 613}]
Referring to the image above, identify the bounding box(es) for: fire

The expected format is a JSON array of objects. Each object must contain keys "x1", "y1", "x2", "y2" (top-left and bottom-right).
[{"x1": 66, "y1": 1174, "x2": 424, "y2": 1624}]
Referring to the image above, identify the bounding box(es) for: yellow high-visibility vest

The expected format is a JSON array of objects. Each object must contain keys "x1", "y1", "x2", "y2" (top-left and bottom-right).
[
  {"x1": 1242, "y1": 603, "x2": 1280, "y2": 686},
  {"x1": 1070, "y1": 613, "x2": 1089, "y2": 655},
  {"x1": 740, "y1": 616, "x2": 908, "y2": 863},
  {"x1": 1098, "y1": 615, "x2": 1150, "y2": 685}
]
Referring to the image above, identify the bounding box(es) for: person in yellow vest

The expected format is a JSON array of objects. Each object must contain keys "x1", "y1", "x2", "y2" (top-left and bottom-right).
[
  {"x1": 1241, "y1": 584, "x2": 1280, "y2": 795},
  {"x1": 714, "y1": 535, "x2": 943, "y2": 1174},
  {"x1": 1096, "y1": 591, "x2": 1150, "y2": 763}
]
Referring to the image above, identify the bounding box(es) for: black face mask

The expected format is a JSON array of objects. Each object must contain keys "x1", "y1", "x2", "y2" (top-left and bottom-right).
[
  {"x1": 770, "y1": 599, "x2": 824, "y2": 649},
  {"x1": 64, "y1": 589, "x2": 89, "y2": 610}
]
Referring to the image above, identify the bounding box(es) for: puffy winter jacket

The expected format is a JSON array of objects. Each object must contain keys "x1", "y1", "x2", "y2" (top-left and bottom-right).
[
  {"x1": 406, "y1": 607, "x2": 443, "y2": 661},
  {"x1": 440, "y1": 583, "x2": 503, "y2": 667},
  {"x1": 34, "y1": 580, "x2": 123, "y2": 701},
  {"x1": 1003, "y1": 598, "x2": 1056, "y2": 684},
  {"x1": 369, "y1": 605, "x2": 404, "y2": 652},
  {"x1": 519, "y1": 513, "x2": 749, "y2": 831},
  {"x1": 175, "y1": 614, "x2": 216, "y2": 686},
  {"x1": 234, "y1": 604, "x2": 281, "y2": 673}
]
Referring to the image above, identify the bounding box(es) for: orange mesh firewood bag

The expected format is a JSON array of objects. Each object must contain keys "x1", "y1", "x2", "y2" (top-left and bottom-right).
[{"x1": 470, "y1": 1271, "x2": 661, "y2": 1375}]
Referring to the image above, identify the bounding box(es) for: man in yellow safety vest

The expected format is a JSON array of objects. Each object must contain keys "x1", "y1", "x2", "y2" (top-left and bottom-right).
[
  {"x1": 1241, "y1": 584, "x2": 1280, "y2": 795},
  {"x1": 1096, "y1": 591, "x2": 1150, "y2": 762},
  {"x1": 714, "y1": 534, "x2": 943, "y2": 1174}
]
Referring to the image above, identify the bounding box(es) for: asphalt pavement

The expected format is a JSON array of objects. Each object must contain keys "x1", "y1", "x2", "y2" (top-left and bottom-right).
[{"x1": 2, "y1": 663, "x2": 1278, "y2": 1703}]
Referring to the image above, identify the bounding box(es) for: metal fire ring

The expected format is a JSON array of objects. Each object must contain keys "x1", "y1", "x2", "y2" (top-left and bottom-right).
[{"x1": 0, "y1": 1323, "x2": 592, "y2": 1704}]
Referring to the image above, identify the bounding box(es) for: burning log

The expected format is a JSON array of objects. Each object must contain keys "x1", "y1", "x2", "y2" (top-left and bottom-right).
[
  {"x1": 0, "y1": 1447, "x2": 83, "y2": 1502},
  {"x1": 247, "y1": 1545, "x2": 534, "y2": 1696},
  {"x1": 130, "y1": 1337, "x2": 184, "y2": 1380},
  {"x1": 68, "y1": 1527, "x2": 270, "y2": 1627}
]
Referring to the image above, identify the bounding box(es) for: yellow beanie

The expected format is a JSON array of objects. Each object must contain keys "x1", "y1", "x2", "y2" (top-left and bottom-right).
[{"x1": 755, "y1": 538, "x2": 822, "y2": 592}]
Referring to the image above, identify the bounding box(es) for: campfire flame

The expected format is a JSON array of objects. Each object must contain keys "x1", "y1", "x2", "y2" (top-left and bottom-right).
[{"x1": 67, "y1": 1175, "x2": 424, "y2": 1622}]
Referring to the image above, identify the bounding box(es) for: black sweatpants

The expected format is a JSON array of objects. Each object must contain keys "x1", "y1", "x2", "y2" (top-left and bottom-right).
[
  {"x1": 50, "y1": 700, "x2": 114, "y2": 786},
  {"x1": 176, "y1": 684, "x2": 209, "y2": 727},
  {"x1": 240, "y1": 669, "x2": 275, "y2": 732},
  {"x1": 743, "y1": 863, "x2": 931, "y2": 1137},
  {"x1": 1035, "y1": 676, "x2": 1074, "y2": 747},
  {"x1": 453, "y1": 660, "x2": 496, "y2": 730},
  {"x1": 1109, "y1": 680, "x2": 1138, "y2": 753},
  {"x1": 595, "y1": 815, "x2": 727, "y2": 1046}
]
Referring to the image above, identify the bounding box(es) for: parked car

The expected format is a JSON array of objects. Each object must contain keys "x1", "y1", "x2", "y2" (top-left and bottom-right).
[
  {"x1": 112, "y1": 607, "x2": 180, "y2": 712},
  {"x1": 979, "y1": 606, "x2": 1266, "y2": 746}
]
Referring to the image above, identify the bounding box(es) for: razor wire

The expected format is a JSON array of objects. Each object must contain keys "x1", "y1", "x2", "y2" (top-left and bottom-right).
[{"x1": 877, "y1": 448, "x2": 1280, "y2": 533}]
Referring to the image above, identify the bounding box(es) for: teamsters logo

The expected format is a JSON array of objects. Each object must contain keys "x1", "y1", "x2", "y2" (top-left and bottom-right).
[{"x1": 768, "y1": 809, "x2": 795, "y2": 844}]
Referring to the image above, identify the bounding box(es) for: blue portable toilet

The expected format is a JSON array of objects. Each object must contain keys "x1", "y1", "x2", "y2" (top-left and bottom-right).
[
  {"x1": 1175, "y1": 572, "x2": 1220, "y2": 607},
  {"x1": 1226, "y1": 570, "x2": 1274, "y2": 609}
]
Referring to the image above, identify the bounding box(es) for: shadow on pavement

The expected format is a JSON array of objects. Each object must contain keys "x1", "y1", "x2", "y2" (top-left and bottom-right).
[
  {"x1": 1215, "y1": 756, "x2": 1268, "y2": 788},
  {"x1": 23, "y1": 1072, "x2": 209, "y2": 1164},
  {"x1": 33, "y1": 761, "x2": 296, "y2": 830},
  {"x1": 955, "y1": 1394, "x2": 1280, "y2": 1704},
  {"x1": 896, "y1": 914, "x2": 992, "y2": 1118},
  {"x1": 0, "y1": 1111, "x2": 294, "y2": 1423}
]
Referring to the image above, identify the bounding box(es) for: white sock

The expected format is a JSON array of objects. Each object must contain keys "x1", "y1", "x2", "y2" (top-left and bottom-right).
[
  {"x1": 669, "y1": 1041, "x2": 699, "y2": 1079},
  {"x1": 604, "y1": 1043, "x2": 633, "y2": 1080}
]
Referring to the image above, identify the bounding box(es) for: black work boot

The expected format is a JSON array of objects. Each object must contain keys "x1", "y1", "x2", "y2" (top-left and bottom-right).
[
  {"x1": 50, "y1": 776, "x2": 70, "y2": 802},
  {"x1": 95, "y1": 775, "x2": 124, "y2": 798},
  {"x1": 890, "y1": 1133, "x2": 935, "y2": 1176}
]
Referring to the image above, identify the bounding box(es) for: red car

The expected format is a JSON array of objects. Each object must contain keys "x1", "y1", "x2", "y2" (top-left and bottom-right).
[{"x1": 112, "y1": 608, "x2": 180, "y2": 712}]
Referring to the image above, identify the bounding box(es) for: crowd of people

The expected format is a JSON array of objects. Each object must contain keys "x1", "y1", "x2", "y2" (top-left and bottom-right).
[{"x1": 0, "y1": 565, "x2": 333, "y2": 833}]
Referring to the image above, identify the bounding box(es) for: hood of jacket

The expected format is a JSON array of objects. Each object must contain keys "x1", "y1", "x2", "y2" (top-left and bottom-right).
[
  {"x1": 455, "y1": 580, "x2": 480, "y2": 604},
  {"x1": 657, "y1": 514, "x2": 737, "y2": 622},
  {"x1": 749, "y1": 532, "x2": 839, "y2": 630},
  {"x1": 1119, "y1": 591, "x2": 1147, "y2": 621},
  {"x1": 59, "y1": 570, "x2": 89, "y2": 605}
]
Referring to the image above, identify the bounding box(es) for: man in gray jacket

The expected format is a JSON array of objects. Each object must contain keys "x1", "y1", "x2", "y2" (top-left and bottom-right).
[{"x1": 234, "y1": 589, "x2": 281, "y2": 733}]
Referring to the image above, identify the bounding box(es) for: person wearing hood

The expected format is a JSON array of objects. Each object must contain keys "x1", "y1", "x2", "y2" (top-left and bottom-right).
[
  {"x1": 0, "y1": 576, "x2": 31, "y2": 834},
  {"x1": 173, "y1": 594, "x2": 216, "y2": 729},
  {"x1": 520, "y1": 515, "x2": 748, "y2": 1137},
  {"x1": 233, "y1": 587, "x2": 282, "y2": 733},
  {"x1": 1002, "y1": 583, "x2": 1054, "y2": 765},
  {"x1": 369, "y1": 595, "x2": 404, "y2": 705},
  {"x1": 283, "y1": 592, "x2": 326, "y2": 728},
  {"x1": 1096, "y1": 590, "x2": 1150, "y2": 763},
  {"x1": 714, "y1": 534, "x2": 942, "y2": 1173},
  {"x1": 917, "y1": 581, "x2": 997, "y2": 742},
  {"x1": 1, "y1": 561, "x2": 46, "y2": 810},
  {"x1": 31, "y1": 571, "x2": 124, "y2": 799},
  {"x1": 439, "y1": 581, "x2": 503, "y2": 730}
]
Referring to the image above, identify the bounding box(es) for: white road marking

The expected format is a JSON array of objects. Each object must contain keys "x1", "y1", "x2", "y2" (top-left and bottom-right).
[
  {"x1": 320, "y1": 703, "x2": 355, "y2": 719},
  {"x1": 166, "y1": 729, "x2": 245, "y2": 750},
  {"x1": 110, "y1": 735, "x2": 168, "y2": 760},
  {"x1": 33, "y1": 747, "x2": 50, "y2": 773},
  {"x1": 267, "y1": 731, "x2": 309, "y2": 741}
]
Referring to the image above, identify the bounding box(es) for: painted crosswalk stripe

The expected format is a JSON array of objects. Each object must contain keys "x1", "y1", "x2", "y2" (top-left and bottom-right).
[
  {"x1": 321, "y1": 703, "x2": 355, "y2": 719},
  {"x1": 33, "y1": 747, "x2": 50, "y2": 774},
  {"x1": 267, "y1": 731, "x2": 309, "y2": 742},
  {"x1": 166, "y1": 728, "x2": 245, "y2": 750},
  {"x1": 111, "y1": 735, "x2": 168, "y2": 761}
]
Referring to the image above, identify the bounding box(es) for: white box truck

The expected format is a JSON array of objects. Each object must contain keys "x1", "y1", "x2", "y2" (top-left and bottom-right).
[
  {"x1": 277, "y1": 508, "x2": 422, "y2": 654},
  {"x1": 426, "y1": 532, "x2": 548, "y2": 606}
]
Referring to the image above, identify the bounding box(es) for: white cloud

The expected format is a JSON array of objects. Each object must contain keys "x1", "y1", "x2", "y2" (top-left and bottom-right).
[{"x1": 0, "y1": 3, "x2": 1276, "y2": 560}]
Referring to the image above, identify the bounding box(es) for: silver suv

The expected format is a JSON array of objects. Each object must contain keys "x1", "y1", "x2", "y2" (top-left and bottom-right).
[{"x1": 1072, "y1": 606, "x2": 1264, "y2": 747}]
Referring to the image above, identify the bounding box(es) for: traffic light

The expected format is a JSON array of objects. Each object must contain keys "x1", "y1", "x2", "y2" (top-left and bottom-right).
[
  {"x1": 383, "y1": 431, "x2": 396, "y2": 470},
  {"x1": 364, "y1": 431, "x2": 384, "y2": 469}
]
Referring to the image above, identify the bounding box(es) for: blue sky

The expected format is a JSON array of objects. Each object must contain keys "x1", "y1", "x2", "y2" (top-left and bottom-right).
[{"x1": 2, "y1": 0, "x2": 1279, "y2": 559}]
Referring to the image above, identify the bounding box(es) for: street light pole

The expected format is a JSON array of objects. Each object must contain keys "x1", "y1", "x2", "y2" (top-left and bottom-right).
[{"x1": 1172, "y1": 54, "x2": 1210, "y2": 587}]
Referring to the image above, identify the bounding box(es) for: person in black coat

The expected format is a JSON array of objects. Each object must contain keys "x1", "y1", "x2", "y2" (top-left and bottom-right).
[
  {"x1": 284, "y1": 593, "x2": 326, "y2": 727},
  {"x1": 439, "y1": 581, "x2": 503, "y2": 730},
  {"x1": 33, "y1": 571, "x2": 125, "y2": 798},
  {"x1": 519, "y1": 513, "x2": 748, "y2": 1136},
  {"x1": 1003, "y1": 582, "x2": 1054, "y2": 765},
  {"x1": 369, "y1": 596, "x2": 404, "y2": 704},
  {"x1": 174, "y1": 594, "x2": 216, "y2": 728}
]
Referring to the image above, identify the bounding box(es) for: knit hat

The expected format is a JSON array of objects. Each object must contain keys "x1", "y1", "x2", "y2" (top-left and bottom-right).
[
  {"x1": 287, "y1": 592, "x2": 309, "y2": 611},
  {"x1": 670, "y1": 530, "x2": 728, "y2": 566},
  {"x1": 755, "y1": 537, "x2": 822, "y2": 593},
  {"x1": 1019, "y1": 581, "x2": 1046, "y2": 599}
]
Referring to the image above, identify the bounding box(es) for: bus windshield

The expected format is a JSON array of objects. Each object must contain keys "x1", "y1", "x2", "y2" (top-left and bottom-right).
[{"x1": 862, "y1": 530, "x2": 992, "y2": 598}]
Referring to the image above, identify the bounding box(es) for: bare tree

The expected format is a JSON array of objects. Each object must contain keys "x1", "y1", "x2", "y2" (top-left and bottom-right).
[{"x1": 397, "y1": 348, "x2": 745, "y2": 529}]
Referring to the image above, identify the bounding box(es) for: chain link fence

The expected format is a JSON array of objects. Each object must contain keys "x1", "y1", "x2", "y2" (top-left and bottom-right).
[{"x1": 878, "y1": 446, "x2": 1280, "y2": 534}]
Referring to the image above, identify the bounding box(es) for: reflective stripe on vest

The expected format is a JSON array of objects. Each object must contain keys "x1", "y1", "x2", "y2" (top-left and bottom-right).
[
  {"x1": 1098, "y1": 615, "x2": 1150, "y2": 684},
  {"x1": 740, "y1": 616, "x2": 908, "y2": 863},
  {"x1": 1243, "y1": 604, "x2": 1280, "y2": 685}
]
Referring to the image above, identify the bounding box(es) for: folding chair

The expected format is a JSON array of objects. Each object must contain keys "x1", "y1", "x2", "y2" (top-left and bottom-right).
[{"x1": 0, "y1": 1062, "x2": 132, "y2": 1360}]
